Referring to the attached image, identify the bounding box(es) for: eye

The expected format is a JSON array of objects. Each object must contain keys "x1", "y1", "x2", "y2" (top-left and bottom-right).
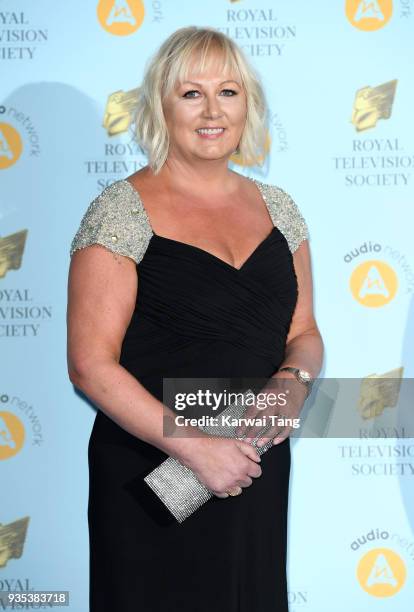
[
  {"x1": 183, "y1": 90, "x2": 200, "y2": 98},
  {"x1": 182, "y1": 88, "x2": 238, "y2": 98}
]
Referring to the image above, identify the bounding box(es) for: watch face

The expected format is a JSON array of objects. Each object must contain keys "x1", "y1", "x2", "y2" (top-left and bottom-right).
[{"x1": 299, "y1": 370, "x2": 311, "y2": 382}]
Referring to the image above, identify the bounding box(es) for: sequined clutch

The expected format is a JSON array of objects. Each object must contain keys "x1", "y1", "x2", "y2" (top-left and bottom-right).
[{"x1": 144, "y1": 388, "x2": 275, "y2": 523}]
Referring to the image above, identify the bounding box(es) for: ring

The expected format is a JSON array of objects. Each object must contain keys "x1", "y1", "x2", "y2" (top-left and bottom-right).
[{"x1": 226, "y1": 487, "x2": 242, "y2": 496}]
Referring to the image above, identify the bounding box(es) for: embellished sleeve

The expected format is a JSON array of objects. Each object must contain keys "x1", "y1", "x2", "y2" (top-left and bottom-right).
[
  {"x1": 258, "y1": 181, "x2": 310, "y2": 253},
  {"x1": 69, "y1": 180, "x2": 152, "y2": 264}
]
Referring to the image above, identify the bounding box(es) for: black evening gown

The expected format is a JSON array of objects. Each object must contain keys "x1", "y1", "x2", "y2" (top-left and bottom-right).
[{"x1": 69, "y1": 177, "x2": 309, "y2": 612}]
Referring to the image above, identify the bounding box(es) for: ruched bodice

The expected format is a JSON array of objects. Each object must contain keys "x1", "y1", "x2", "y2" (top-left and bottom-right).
[
  {"x1": 69, "y1": 174, "x2": 309, "y2": 612},
  {"x1": 120, "y1": 224, "x2": 298, "y2": 381}
]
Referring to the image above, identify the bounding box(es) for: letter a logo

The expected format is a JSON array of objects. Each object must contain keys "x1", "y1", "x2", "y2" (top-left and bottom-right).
[{"x1": 345, "y1": 0, "x2": 393, "y2": 30}]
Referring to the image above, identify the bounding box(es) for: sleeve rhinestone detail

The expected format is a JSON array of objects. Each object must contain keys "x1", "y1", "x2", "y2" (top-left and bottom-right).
[
  {"x1": 252, "y1": 178, "x2": 309, "y2": 253},
  {"x1": 69, "y1": 180, "x2": 153, "y2": 264}
]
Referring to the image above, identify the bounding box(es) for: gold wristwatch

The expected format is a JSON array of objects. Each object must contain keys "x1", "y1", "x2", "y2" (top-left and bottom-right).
[{"x1": 278, "y1": 366, "x2": 313, "y2": 397}]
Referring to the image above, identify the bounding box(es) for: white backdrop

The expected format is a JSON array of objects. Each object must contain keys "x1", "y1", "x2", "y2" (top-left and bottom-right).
[{"x1": 1, "y1": 1, "x2": 413, "y2": 610}]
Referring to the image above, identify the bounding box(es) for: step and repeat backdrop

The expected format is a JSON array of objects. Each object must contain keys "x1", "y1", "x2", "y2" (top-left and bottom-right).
[{"x1": 1, "y1": 1, "x2": 413, "y2": 611}]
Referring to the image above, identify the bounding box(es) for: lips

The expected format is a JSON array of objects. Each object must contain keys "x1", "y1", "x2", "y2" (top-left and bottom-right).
[{"x1": 195, "y1": 127, "x2": 225, "y2": 136}]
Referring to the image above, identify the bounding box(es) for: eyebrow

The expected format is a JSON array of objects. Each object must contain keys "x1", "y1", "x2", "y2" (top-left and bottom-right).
[{"x1": 181, "y1": 79, "x2": 241, "y2": 87}]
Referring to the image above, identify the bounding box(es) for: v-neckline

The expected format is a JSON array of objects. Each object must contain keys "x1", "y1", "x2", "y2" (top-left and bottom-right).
[
  {"x1": 122, "y1": 176, "x2": 277, "y2": 272},
  {"x1": 152, "y1": 226, "x2": 278, "y2": 272}
]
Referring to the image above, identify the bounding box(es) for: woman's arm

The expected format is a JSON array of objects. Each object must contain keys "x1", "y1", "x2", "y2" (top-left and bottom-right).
[
  {"x1": 274, "y1": 239, "x2": 324, "y2": 379},
  {"x1": 67, "y1": 244, "x2": 261, "y2": 495},
  {"x1": 67, "y1": 244, "x2": 203, "y2": 465}
]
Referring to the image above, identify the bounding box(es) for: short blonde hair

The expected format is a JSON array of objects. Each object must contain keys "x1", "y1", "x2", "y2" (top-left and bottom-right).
[{"x1": 134, "y1": 26, "x2": 269, "y2": 174}]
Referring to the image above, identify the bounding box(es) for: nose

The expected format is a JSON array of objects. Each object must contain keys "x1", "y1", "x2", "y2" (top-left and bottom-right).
[{"x1": 202, "y1": 92, "x2": 223, "y2": 119}]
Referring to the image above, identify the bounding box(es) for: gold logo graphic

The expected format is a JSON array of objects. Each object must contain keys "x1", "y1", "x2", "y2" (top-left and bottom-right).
[
  {"x1": 345, "y1": 1, "x2": 393, "y2": 31},
  {"x1": 0, "y1": 517, "x2": 30, "y2": 568},
  {"x1": 97, "y1": 0, "x2": 145, "y2": 36},
  {"x1": 358, "y1": 366, "x2": 403, "y2": 419},
  {"x1": 0, "y1": 123, "x2": 23, "y2": 169},
  {"x1": 103, "y1": 88, "x2": 140, "y2": 136},
  {"x1": 0, "y1": 230, "x2": 28, "y2": 279},
  {"x1": 351, "y1": 80, "x2": 397, "y2": 132},
  {"x1": 350, "y1": 260, "x2": 398, "y2": 307},
  {"x1": 230, "y1": 132, "x2": 271, "y2": 167},
  {"x1": 0, "y1": 412, "x2": 25, "y2": 460},
  {"x1": 357, "y1": 548, "x2": 406, "y2": 596}
]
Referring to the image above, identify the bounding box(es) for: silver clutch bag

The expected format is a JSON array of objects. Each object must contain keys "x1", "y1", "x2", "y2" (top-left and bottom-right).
[{"x1": 144, "y1": 388, "x2": 275, "y2": 523}]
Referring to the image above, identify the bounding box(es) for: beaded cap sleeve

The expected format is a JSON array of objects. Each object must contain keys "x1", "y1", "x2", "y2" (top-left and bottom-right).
[
  {"x1": 252, "y1": 178, "x2": 309, "y2": 253},
  {"x1": 69, "y1": 180, "x2": 152, "y2": 264}
]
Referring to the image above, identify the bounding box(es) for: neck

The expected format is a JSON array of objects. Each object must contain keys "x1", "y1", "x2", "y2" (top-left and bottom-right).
[{"x1": 157, "y1": 155, "x2": 239, "y2": 195}]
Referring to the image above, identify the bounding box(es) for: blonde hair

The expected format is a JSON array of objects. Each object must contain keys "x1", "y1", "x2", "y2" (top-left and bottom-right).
[{"x1": 134, "y1": 26, "x2": 269, "y2": 174}]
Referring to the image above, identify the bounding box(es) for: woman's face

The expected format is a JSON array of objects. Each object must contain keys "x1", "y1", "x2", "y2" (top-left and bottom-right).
[{"x1": 162, "y1": 55, "x2": 247, "y2": 164}]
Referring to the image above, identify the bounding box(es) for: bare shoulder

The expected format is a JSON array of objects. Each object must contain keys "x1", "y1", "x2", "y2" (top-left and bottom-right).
[{"x1": 126, "y1": 166, "x2": 163, "y2": 196}]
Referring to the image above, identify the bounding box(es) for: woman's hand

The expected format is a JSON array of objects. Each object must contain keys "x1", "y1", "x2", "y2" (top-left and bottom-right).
[
  {"x1": 180, "y1": 435, "x2": 262, "y2": 498},
  {"x1": 234, "y1": 373, "x2": 309, "y2": 447}
]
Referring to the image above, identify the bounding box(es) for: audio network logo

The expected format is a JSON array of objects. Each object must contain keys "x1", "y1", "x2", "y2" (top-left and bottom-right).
[
  {"x1": 0, "y1": 410, "x2": 25, "y2": 460},
  {"x1": 345, "y1": 0, "x2": 393, "y2": 30},
  {"x1": 350, "y1": 259, "x2": 398, "y2": 307},
  {"x1": 351, "y1": 528, "x2": 412, "y2": 597},
  {"x1": 358, "y1": 548, "x2": 406, "y2": 596},
  {"x1": 0, "y1": 122, "x2": 22, "y2": 169},
  {"x1": 344, "y1": 241, "x2": 414, "y2": 307},
  {"x1": 0, "y1": 105, "x2": 41, "y2": 168},
  {"x1": 0, "y1": 393, "x2": 44, "y2": 459},
  {"x1": 97, "y1": 0, "x2": 145, "y2": 35}
]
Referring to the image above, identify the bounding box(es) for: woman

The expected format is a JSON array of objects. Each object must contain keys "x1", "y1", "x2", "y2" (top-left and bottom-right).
[{"x1": 67, "y1": 26, "x2": 324, "y2": 611}]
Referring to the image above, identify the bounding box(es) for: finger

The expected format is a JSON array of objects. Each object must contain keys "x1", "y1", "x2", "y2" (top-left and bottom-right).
[
  {"x1": 255, "y1": 436, "x2": 274, "y2": 448},
  {"x1": 256, "y1": 426, "x2": 289, "y2": 447},
  {"x1": 244, "y1": 423, "x2": 273, "y2": 444},
  {"x1": 247, "y1": 463, "x2": 262, "y2": 478},
  {"x1": 265, "y1": 426, "x2": 292, "y2": 447},
  {"x1": 273, "y1": 432, "x2": 289, "y2": 445},
  {"x1": 235, "y1": 405, "x2": 262, "y2": 436},
  {"x1": 237, "y1": 476, "x2": 253, "y2": 488},
  {"x1": 236, "y1": 440, "x2": 261, "y2": 462}
]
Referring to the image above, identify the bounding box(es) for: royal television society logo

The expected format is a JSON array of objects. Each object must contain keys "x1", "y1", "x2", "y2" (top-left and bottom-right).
[
  {"x1": 97, "y1": 0, "x2": 145, "y2": 35},
  {"x1": 0, "y1": 517, "x2": 30, "y2": 568},
  {"x1": 333, "y1": 81, "x2": 411, "y2": 187},
  {"x1": 0, "y1": 231, "x2": 53, "y2": 338},
  {"x1": 351, "y1": 528, "x2": 412, "y2": 597},
  {"x1": 219, "y1": 6, "x2": 296, "y2": 57},
  {"x1": 84, "y1": 86, "x2": 145, "y2": 189},
  {"x1": 0, "y1": 10, "x2": 48, "y2": 60},
  {"x1": 337, "y1": 366, "x2": 412, "y2": 476},
  {"x1": 351, "y1": 79, "x2": 397, "y2": 133},
  {"x1": 345, "y1": 0, "x2": 393, "y2": 30}
]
